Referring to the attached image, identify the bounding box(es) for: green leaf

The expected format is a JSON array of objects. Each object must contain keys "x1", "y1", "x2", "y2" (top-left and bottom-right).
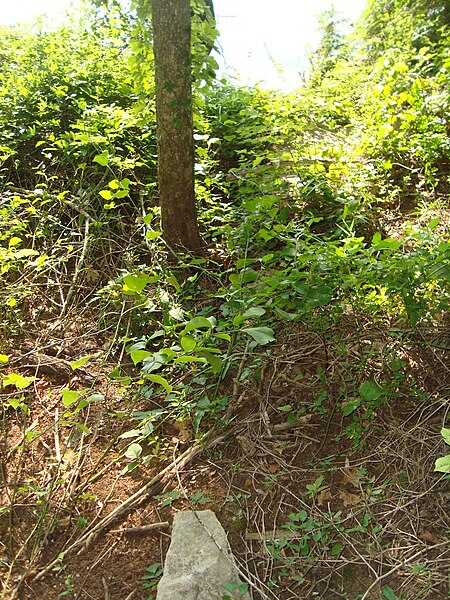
[
  {"x1": 93, "y1": 152, "x2": 108, "y2": 166},
  {"x1": 146, "y1": 230, "x2": 162, "y2": 240},
  {"x1": 123, "y1": 273, "x2": 150, "y2": 293},
  {"x1": 125, "y1": 443, "x2": 142, "y2": 460},
  {"x1": 180, "y1": 335, "x2": 197, "y2": 352},
  {"x1": 143, "y1": 374, "x2": 172, "y2": 394},
  {"x1": 130, "y1": 350, "x2": 153, "y2": 365},
  {"x1": 0, "y1": 354, "x2": 9, "y2": 364},
  {"x1": 174, "y1": 355, "x2": 206, "y2": 364},
  {"x1": 359, "y1": 381, "x2": 383, "y2": 402},
  {"x1": 233, "y1": 306, "x2": 266, "y2": 326},
  {"x1": 167, "y1": 274, "x2": 181, "y2": 292},
  {"x1": 382, "y1": 586, "x2": 398, "y2": 600},
  {"x1": 7, "y1": 397, "x2": 29, "y2": 414},
  {"x1": 342, "y1": 398, "x2": 360, "y2": 416},
  {"x1": 3, "y1": 373, "x2": 37, "y2": 390},
  {"x1": 108, "y1": 179, "x2": 120, "y2": 189},
  {"x1": 99, "y1": 189, "x2": 113, "y2": 200},
  {"x1": 114, "y1": 190, "x2": 129, "y2": 199},
  {"x1": 440, "y1": 428, "x2": 450, "y2": 445},
  {"x1": 242, "y1": 306, "x2": 266, "y2": 318},
  {"x1": 434, "y1": 455, "x2": 450, "y2": 473},
  {"x1": 70, "y1": 355, "x2": 92, "y2": 370},
  {"x1": 61, "y1": 388, "x2": 80, "y2": 408},
  {"x1": 331, "y1": 543, "x2": 343, "y2": 556},
  {"x1": 196, "y1": 350, "x2": 223, "y2": 374},
  {"x1": 183, "y1": 316, "x2": 213, "y2": 333},
  {"x1": 242, "y1": 327, "x2": 275, "y2": 345},
  {"x1": 213, "y1": 333, "x2": 231, "y2": 342}
]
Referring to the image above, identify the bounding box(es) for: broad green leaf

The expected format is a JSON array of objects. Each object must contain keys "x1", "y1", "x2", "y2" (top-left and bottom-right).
[
  {"x1": 125, "y1": 443, "x2": 143, "y2": 460},
  {"x1": 233, "y1": 306, "x2": 266, "y2": 326},
  {"x1": 60, "y1": 421, "x2": 91, "y2": 435},
  {"x1": 183, "y1": 316, "x2": 213, "y2": 332},
  {"x1": 85, "y1": 393, "x2": 104, "y2": 403},
  {"x1": 123, "y1": 273, "x2": 149, "y2": 293},
  {"x1": 61, "y1": 388, "x2": 80, "y2": 408},
  {"x1": 382, "y1": 586, "x2": 397, "y2": 600},
  {"x1": 143, "y1": 374, "x2": 172, "y2": 394},
  {"x1": 331, "y1": 544, "x2": 343, "y2": 556},
  {"x1": 236, "y1": 258, "x2": 257, "y2": 269},
  {"x1": 99, "y1": 189, "x2": 113, "y2": 200},
  {"x1": 359, "y1": 381, "x2": 383, "y2": 402},
  {"x1": 441, "y1": 428, "x2": 450, "y2": 445},
  {"x1": 213, "y1": 333, "x2": 231, "y2": 342},
  {"x1": 70, "y1": 355, "x2": 92, "y2": 370},
  {"x1": 229, "y1": 269, "x2": 259, "y2": 288},
  {"x1": 180, "y1": 335, "x2": 197, "y2": 352},
  {"x1": 130, "y1": 350, "x2": 153, "y2": 365},
  {"x1": 93, "y1": 153, "x2": 108, "y2": 166},
  {"x1": 0, "y1": 354, "x2": 9, "y2": 364},
  {"x1": 242, "y1": 306, "x2": 266, "y2": 318},
  {"x1": 3, "y1": 373, "x2": 37, "y2": 390},
  {"x1": 196, "y1": 350, "x2": 223, "y2": 374},
  {"x1": 114, "y1": 190, "x2": 129, "y2": 199},
  {"x1": 434, "y1": 455, "x2": 450, "y2": 473},
  {"x1": 342, "y1": 399, "x2": 360, "y2": 416},
  {"x1": 174, "y1": 355, "x2": 206, "y2": 364},
  {"x1": 242, "y1": 327, "x2": 275, "y2": 345},
  {"x1": 108, "y1": 179, "x2": 120, "y2": 189},
  {"x1": 7, "y1": 397, "x2": 28, "y2": 414},
  {"x1": 304, "y1": 286, "x2": 334, "y2": 308},
  {"x1": 120, "y1": 429, "x2": 143, "y2": 439},
  {"x1": 167, "y1": 274, "x2": 181, "y2": 292},
  {"x1": 146, "y1": 230, "x2": 162, "y2": 240}
]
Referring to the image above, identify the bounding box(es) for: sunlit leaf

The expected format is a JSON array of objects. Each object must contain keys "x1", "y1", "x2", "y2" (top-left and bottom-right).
[
  {"x1": 125, "y1": 443, "x2": 142, "y2": 460},
  {"x1": 70, "y1": 355, "x2": 92, "y2": 370},
  {"x1": 130, "y1": 350, "x2": 153, "y2": 365},
  {"x1": 3, "y1": 373, "x2": 37, "y2": 389},
  {"x1": 61, "y1": 388, "x2": 80, "y2": 408}
]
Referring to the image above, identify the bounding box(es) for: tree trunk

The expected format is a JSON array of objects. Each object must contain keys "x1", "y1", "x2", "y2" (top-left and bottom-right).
[{"x1": 152, "y1": 0, "x2": 204, "y2": 253}]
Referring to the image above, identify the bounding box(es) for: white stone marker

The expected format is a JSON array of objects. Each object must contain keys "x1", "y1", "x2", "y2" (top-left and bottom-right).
[{"x1": 156, "y1": 510, "x2": 250, "y2": 600}]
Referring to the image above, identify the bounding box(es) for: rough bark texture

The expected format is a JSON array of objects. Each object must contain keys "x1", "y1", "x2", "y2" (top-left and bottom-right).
[{"x1": 152, "y1": 0, "x2": 204, "y2": 252}]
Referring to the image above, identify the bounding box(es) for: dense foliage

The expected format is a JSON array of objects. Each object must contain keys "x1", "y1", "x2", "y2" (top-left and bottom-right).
[{"x1": 0, "y1": 1, "x2": 449, "y2": 598}]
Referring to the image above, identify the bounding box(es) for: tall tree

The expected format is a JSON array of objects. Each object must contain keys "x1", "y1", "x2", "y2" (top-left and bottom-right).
[{"x1": 152, "y1": 0, "x2": 204, "y2": 253}]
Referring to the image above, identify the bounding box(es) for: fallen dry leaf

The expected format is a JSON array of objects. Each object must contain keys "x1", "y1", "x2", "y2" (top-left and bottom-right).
[
  {"x1": 419, "y1": 528, "x2": 440, "y2": 544},
  {"x1": 341, "y1": 457, "x2": 361, "y2": 488},
  {"x1": 339, "y1": 490, "x2": 361, "y2": 507},
  {"x1": 317, "y1": 488, "x2": 333, "y2": 507}
]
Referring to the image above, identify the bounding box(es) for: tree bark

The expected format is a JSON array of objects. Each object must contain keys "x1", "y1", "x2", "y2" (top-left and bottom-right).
[{"x1": 152, "y1": 0, "x2": 204, "y2": 253}]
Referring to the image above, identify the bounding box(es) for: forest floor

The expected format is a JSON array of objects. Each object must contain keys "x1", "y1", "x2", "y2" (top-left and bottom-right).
[{"x1": 1, "y1": 277, "x2": 449, "y2": 600}]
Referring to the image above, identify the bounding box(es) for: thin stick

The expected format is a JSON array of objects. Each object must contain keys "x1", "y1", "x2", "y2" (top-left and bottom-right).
[{"x1": 110, "y1": 522, "x2": 170, "y2": 534}]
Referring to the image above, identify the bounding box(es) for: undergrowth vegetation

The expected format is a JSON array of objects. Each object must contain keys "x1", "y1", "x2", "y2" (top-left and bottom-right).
[{"x1": 0, "y1": 1, "x2": 449, "y2": 599}]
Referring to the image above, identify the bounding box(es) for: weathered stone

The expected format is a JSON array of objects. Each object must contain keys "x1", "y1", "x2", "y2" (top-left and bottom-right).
[{"x1": 156, "y1": 510, "x2": 250, "y2": 600}]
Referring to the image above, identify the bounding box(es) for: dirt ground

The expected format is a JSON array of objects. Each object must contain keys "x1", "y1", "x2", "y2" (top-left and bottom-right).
[{"x1": 1, "y1": 302, "x2": 449, "y2": 600}]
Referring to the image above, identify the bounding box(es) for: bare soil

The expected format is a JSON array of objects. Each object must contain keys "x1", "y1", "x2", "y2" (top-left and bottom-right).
[{"x1": 1, "y1": 303, "x2": 449, "y2": 600}]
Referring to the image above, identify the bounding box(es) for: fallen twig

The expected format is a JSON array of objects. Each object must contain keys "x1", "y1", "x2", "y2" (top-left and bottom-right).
[{"x1": 110, "y1": 522, "x2": 170, "y2": 535}]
